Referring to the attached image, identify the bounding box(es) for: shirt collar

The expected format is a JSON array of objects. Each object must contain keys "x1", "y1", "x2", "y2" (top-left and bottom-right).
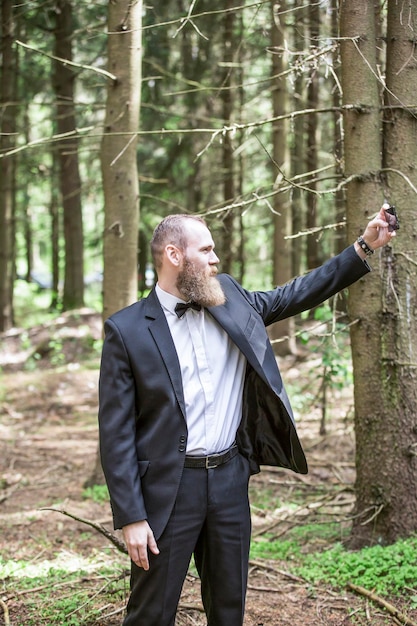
[{"x1": 155, "y1": 283, "x2": 186, "y2": 316}]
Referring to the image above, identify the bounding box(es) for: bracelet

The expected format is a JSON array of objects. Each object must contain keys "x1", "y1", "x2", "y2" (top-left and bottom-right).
[{"x1": 357, "y1": 235, "x2": 374, "y2": 256}]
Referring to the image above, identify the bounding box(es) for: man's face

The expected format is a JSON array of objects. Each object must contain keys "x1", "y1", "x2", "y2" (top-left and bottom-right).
[{"x1": 176, "y1": 222, "x2": 225, "y2": 307}]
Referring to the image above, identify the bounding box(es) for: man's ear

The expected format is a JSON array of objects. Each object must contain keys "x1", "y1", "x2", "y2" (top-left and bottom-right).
[{"x1": 165, "y1": 244, "x2": 182, "y2": 267}]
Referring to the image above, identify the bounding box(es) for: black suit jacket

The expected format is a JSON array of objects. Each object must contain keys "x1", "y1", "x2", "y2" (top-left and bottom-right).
[{"x1": 98, "y1": 245, "x2": 370, "y2": 536}]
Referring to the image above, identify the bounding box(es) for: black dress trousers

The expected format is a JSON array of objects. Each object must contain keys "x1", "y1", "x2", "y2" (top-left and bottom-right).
[{"x1": 123, "y1": 452, "x2": 252, "y2": 626}]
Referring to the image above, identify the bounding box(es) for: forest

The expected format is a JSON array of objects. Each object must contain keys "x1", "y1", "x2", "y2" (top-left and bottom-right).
[{"x1": 1, "y1": 1, "x2": 417, "y2": 625}]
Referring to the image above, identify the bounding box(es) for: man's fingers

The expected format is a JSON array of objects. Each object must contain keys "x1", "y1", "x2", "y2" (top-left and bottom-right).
[
  {"x1": 138, "y1": 545, "x2": 150, "y2": 570},
  {"x1": 148, "y1": 536, "x2": 160, "y2": 556},
  {"x1": 128, "y1": 545, "x2": 150, "y2": 570},
  {"x1": 124, "y1": 530, "x2": 159, "y2": 570}
]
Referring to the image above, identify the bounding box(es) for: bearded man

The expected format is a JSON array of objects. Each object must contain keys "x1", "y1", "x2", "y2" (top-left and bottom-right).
[{"x1": 98, "y1": 211, "x2": 395, "y2": 626}]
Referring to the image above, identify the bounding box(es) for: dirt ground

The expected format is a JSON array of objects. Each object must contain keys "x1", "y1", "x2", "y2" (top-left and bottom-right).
[{"x1": 1, "y1": 313, "x2": 416, "y2": 625}]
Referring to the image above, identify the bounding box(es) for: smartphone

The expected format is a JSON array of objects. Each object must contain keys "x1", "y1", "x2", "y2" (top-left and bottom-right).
[{"x1": 383, "y1": 204, "x2": 400, "y2": 232}]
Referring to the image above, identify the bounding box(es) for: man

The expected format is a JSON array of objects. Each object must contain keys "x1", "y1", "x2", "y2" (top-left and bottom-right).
[{"x1": 98, "y1": 207, "x2": 395, "y2": 625}]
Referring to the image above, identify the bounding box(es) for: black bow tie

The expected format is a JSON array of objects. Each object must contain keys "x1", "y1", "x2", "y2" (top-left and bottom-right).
[{"x1": 174, "y1": 301, "x2": 202, "y2": 318}]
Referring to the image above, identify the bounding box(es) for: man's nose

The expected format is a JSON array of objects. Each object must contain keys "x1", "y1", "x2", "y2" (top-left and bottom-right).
[{"x1": 210, "y1": 251, "x2": 220, "y2": 264}]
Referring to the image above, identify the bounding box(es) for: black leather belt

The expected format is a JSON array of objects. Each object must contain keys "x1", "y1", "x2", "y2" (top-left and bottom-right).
[{"x1": 184, "y1": 445, "x2": 238, "y2": 469}]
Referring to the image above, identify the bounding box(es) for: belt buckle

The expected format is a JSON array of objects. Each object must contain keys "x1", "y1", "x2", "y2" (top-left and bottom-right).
[{"x1": 206, "y1": 454, "x2": 219, "y2": 469}]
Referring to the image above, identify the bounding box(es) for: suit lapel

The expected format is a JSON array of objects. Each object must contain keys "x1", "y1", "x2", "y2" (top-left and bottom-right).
[
  {"x1": 144, "y1": 291, "x2": 186, "y2": 418},
  {"x1": 207, "y1": 304, "x2": 269, "y2": 384}
]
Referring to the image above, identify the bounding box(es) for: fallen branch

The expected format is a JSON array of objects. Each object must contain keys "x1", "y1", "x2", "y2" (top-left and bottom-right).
[
  {"x1": 0, "y1": 599, "x2": 10, "y2": 626},
  {"x1": 177, "y1": 602, "x2": 205, "y2": 613},
  {"x1": 348, "y1": 583, "x2": 417, "y2": 626},
  {"x1": 249, "y1": 559, "x2": 306, "y2": 583},
  {"x1": 40, "y1": 507, "x2": 128, "y2": 554},
  {"x1": 248, "y1": 584, "x2": 286, "y2": 593},
  {"x1": 252, "y1": 491, "x2": 336, "y2": 538}
]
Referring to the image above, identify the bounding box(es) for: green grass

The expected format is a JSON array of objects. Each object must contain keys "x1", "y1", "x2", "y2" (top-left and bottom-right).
[{"x1": 0, "y1": 554, "x2": 127, "y2": 626}]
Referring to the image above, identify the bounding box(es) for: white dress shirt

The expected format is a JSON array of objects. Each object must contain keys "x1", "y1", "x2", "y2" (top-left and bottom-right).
[{"x1": 156, "y1": 284, "x2": 247, "y2": 455}]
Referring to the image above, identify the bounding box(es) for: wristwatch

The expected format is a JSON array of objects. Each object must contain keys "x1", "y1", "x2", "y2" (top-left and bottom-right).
[{"x1": 357, "y1": 235, "x2": 374, "y2": 256}]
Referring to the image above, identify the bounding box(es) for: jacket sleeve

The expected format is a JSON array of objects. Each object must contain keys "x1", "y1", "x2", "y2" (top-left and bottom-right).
[
  {"x1": 98, "y1": 318, "x2": 147, "y2": 529},
  {"x1": 232, "y1": 245, "x2": 370, "y2": 326}
]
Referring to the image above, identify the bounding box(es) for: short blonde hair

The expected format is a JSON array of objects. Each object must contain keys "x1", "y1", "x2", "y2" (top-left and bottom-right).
[{"x1": 150, "y1": 214, "x2": 206, "y2": 270}]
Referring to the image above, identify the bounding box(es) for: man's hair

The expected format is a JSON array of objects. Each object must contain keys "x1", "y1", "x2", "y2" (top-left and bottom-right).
[{"x1": 150, "y1": 214, "x2": 206, "y2": 270}]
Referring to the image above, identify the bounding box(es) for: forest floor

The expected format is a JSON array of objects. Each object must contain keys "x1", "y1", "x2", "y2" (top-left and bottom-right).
[{"x1": 1, "y1": 311, "x2": 416, "y2": 626}]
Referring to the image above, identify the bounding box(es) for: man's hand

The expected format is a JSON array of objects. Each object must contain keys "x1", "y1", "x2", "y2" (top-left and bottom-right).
[
  {"x1": 122, "y1": 520, "x2": 160, "y2": 570},
  {"x1": 355, "y1": 204, "x2": 397, "y2": 258}
]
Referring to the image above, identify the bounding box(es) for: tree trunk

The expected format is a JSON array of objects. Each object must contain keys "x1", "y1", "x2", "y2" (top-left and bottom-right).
[
  {"x1": 349, "y1": 0, "x2": 417, "y2": 546},
  {"x1": 340, "y1": 1, "x2": 409, "y2": 548},
  {"x1": 52, "y1": 0, "x2": 84, "y2": 311},
  {"x1": 219, "y1": 0, "x2": 235, "y2": 275},
  {"x1": 50, "y1": 152, "x2": 60, "y2": 310},
  {"x1": 0, "y1": 0, "x2": 16, "y2": 331},
  {"x1": 101, "y1": 0, "x2": 142, "y2": 321},
  {"x1": 331, "y1": 0, "x2": 346, "y2": 258},
  {"x1": 340, "y1": 0, "x2": 382, "y2": 550},
  {"x1": 290, "y1": 7, "x2": 306, "y2": 279},
  {"x1": 89, "y1": 0, "x2": 143, "y2": 488},
  {"x1": 269, "y1": 1, "x2": 296, "y2": 356},
  {"x1": 305, "y1": 1, "x2": 320, "y2": 270},
  {"x1": 22, "y1": 110, "x2": 33, "y2": 284}
]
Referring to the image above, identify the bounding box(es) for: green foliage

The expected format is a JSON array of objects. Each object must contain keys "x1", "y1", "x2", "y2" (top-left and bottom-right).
[
  {"x1": 297, "y1": 537, "x2": 417, "y2": 595},
  {"x1": 289, "y1": 521, "x2": 350, "y2": 544},
  {"x1": 82, "y1": 484, "x2": 109, "y2": 504},
  {"x1": 0, "y1": 555, "x2": 126, "y2": 626},
  {"x1": 251, "y1": 537, "x2": 301, "y2": 562},
  {"x1": 249, "y1": 483, "x2": 279, "y2": 510},
  {"x1": 252, "y1": 533, "x2": 417, "y2": 597},
  {"x1": 14, "y1": 280, "x2": 103, "y2": 329},
  {"x1": 295, "y1": 303, "x2": 353, "y2": 411},
  {"x1": 14, "y1": 281, "x2": 57, "y2": 328}
]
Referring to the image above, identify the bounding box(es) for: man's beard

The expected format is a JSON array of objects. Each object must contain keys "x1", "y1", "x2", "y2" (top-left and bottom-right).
[{"x1": 176, "y1": 258, "x2": 226, "y2": 307}]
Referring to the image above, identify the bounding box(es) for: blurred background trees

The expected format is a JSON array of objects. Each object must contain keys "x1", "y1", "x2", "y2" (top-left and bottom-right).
[
  {"x1": 1, "y1": 0, "x2": 416, "y2": 547},
  {"x1": 0, "y1": 0, "x2": 347, "y2": 328}
]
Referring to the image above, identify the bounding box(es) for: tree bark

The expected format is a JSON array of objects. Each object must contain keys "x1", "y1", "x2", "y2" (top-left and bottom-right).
[
  {"x1": 219, "y1": 0, "x2": 235, "y2": 275},
  {"x1": 349, "y1": 0, "x2": 417, "y2": 546},
  {"x1": 101, "y1": 0, "x2": 142, "y2": 321},
  {"x1": 290, "y1": 7, "x2": 307, "y2": 279},
  {"x1": 340, "y1": 0, "x2": 383, "y2": 550},
  {"x1": 0, "y1": 0, "x2": 16, "y2": 331},
  {"x1": 49, "y1": 152, "x2": 60, "y2": 310},
  {"x1": 269, "y1": 1, "x2": 296, "y2": 356},
  {"x1": 331, "y1": 0, "x2": 346, "y2": 258},
  {"x1": 340, "y1": 0, "x2": 417, "y2": 547},
  {"x1": 52, "y1": 0, "x2": 84, "y2": 311},
  {"x1": 305, "y1": 1, "x2": 320, "y2": 270}
]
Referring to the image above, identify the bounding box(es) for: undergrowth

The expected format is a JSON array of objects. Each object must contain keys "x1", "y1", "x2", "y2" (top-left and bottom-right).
[
  {"x1": 2, "y1": 531, "x2": 417, "y2": 625},
  {"x1": 82, "y1": 484, "x2": 109, "y2": 504},
  {"x1": 0, "y1": 556, "x2": 128, "y2": 626},
  {"x1": 251, "y1": 530, "x2": 417, "y2": 597}
]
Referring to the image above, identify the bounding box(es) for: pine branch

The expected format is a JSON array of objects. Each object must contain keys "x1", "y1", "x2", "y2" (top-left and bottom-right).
[{"x1": 16, "y1": 40, "x2": 116, "y2": 81}]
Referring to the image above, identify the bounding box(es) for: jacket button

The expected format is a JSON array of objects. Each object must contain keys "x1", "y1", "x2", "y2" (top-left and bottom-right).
[
  {"x1": 179, "y1": 435, "x2": 186, "y2": 443},
  {"x1": 178, "y1": 444, "x2": 186, "y2": 452}
]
